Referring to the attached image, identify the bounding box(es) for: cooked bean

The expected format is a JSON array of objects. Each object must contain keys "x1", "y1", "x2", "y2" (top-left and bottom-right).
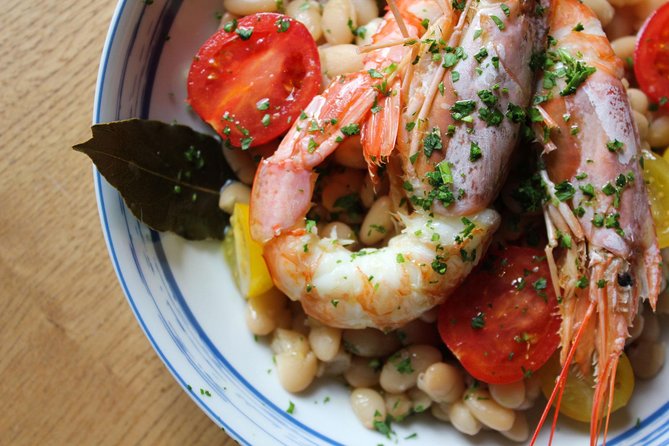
[
  {"x1": 633, "y1": 0, "x2": 669, "y2": 23},
  {"x1": 350, "y1": 0, "x2": 379, "y2": 25},
  {"x1": 516, "y1": 375, "x2": 542, "y2": 410},
  {"x1": 380, "y1": 345, "x2": 442, "y2": 393},
  {"x1": 342, "y1": 328, "x2": 402, "y2": 357},
  {"x1": 640, "y1": 309, "x2": 660, "y2": 342},
  {"x1": 360, "y1": 196, "x2": 393, "y2": 245},
  {"x1": 385, "y1": 393, "x2": 413, "y2": 421},
  {"x1": 464, "y1": 388, "x2": 516, "y2": 431},
  {"x1": 501, "y1": 411, "x2": 530, "y2": 443},
  {"x1": 609, "y1": 0, "x2": 644, "y2": 7},
  {"x1": 417, "y1": 362, "x2": 465, "y2": 404},
  {"x1": 604, "y1": 11, "x2": 636, "y2": 40},
  {"x1": 350, "y1": 388, "x2": 386, "y2": 429},
  {"x1": 317, "y1": 347, "x2": 351, "y2": 376},
  {"x1": 431, "y1": 402, "x2": 451, "y2": 422},
  {"x1": 276, "y1": 350, "x2": 318, "y2": 392},
  {"x1": 344, "y1": 355, "x2": 381, "y2": 387},
  {"x1": 245, "y1": 288, "x2": 288, "y2": 335},
  {"x1": 582, "y1": 0, "x2": 615, "y2": 26},
  {"x1": 285, "y1": 0, "x2": 323, "y2": 40},
  {"x1": 627, "y1": 311, "x2": 645, "y2": 345},
  {"x1": 222, "y1": 143, "x2": 256, "y2": 185},
  {"x1": 321, "y1": 221, "x2": 358, "y2": 249},
  {"x1": 611, "y1": 36, "x2": 637, "y2": 63},
  {"x1": 219, "y1": 181, "x2": 252, "y2": 214},
  {"x1": 355, "y1": 17, "x2": 383, "y2": 46},
  {"x1": 489, "y1": 380, "x2": 526, "y2": 409},
  {"x1": 319, "y1": 44, "x2": 364, "y2": 77},
  {"x1": 271, "y1": 328, "x2": 310, "y2": 355},
  {"x1": 333, "y1": 134, "x2": 367, "y2": 169},
  {"x1": 648, "y1": 116, "x2": 669, "y2": 149},
  {"x1": 322, "y1": 0, "x2": 356, "y2": 44},
  {"x1": 320, "y1": 168, "x2": 365, "y2": 221},
  {"x1": 223, "y1": 0, "x2": 278, "y2": 16},
  {"x1": 449, "y1": 400, "x2": 482, "y2": 436},
  {"x1": 627, "y1": 340, "x2": 666, "y2": 379},
  {"x1": 633, "y1": 109, "x2": 650, "y2": 139},
  {"x1": 407, "y1": 387, "x2": 433, "y2": 414},
  {"x1": 308, "y1": 323, "x2": 342, "y2": 361},
  {"x1": 627, "y1": 88, "x2": 650, "y2": 114},
  {"x1": 395, "y1": 318, "x2": 440, "y2": 346}
]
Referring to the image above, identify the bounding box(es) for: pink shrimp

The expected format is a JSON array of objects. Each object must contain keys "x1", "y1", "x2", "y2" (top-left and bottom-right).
[
  {"x1": 250, "y1": 0, "x2": 452, "y2": 243},
  {"x1": 528, "y1": 0, "x2": 662, "y2": 443}
]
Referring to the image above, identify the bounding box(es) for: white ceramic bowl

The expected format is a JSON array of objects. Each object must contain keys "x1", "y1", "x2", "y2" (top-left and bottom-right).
[{"x1": 93, "y1": 1, "x2": 669, "y2": 444}]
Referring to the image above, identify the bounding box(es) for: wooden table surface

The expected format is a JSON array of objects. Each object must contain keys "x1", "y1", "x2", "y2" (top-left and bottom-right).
[{"x1": 0, "y1": 2, "x2": 235, "y2": 445}]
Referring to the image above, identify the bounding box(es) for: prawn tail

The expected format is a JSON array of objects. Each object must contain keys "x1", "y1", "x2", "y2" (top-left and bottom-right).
[
  {"x1": 530, "y1": 299, "x2": 597, "y2": 446},
  {"x1": 361, "y1": 81, "x2": 401, "y2": 178}
]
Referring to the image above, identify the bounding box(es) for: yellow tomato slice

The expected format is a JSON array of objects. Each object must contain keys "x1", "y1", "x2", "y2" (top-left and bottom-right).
[
  {"x1": 643, "y1": 150, "x2": 669, "y2": 248},
  {"x1": 538, "y1": 353, "x2": 634, "y2": 423},
  {"x1": 231, "y1": 203, "x2": 274, "y2": 298}
]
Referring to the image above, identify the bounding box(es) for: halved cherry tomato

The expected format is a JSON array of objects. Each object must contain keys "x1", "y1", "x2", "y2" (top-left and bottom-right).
[
  {"x1": 187, "y1": 13, "x2": 321, "y2": 148},
  {"x1": 635, "y1": 2, "x2": 669, "y2": 109},
  {"x1": 438, "y1": 246, "x2": 561, "y2": 384}
]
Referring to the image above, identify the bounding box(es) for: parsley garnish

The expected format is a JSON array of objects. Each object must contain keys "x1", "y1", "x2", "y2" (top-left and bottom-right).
[
  {"x1": 423, "y1": 127, "x2": 443, "y2": 157},
  {"x1": 341, "y1": 123, "x2": 360, "y2": 136},
  {"x1": 236, "y1": 27, "x2": 253, "y2": 40},
  {"x1": 469, "y1": 142, "x2": 482, "y2": 161},
  {"x1": 554, "y1": 180, "x2": 575, "y2": 202},
  {"x1": 471, "y1": 312, "x2": 485, "y2": 329}
]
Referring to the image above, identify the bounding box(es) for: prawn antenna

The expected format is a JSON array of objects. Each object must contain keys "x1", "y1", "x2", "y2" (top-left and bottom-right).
[
  {"x1": 530, "y1": 300, "x2": 596, "y2": 446},
  {"x1": 385, "y1": 0, "x2": 411, "y2": 38}
]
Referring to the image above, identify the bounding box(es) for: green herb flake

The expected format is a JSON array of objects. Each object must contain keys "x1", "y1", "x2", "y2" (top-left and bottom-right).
[
  {"x1": 471, "y1": 311, "x2": 485, "y2": 329},
  {"x1": 469, "y1": 142, "x2": 483, "y2": 161},
  {"x1": 341, "y1": 123, "x2": 360, "y2": 136},
  {"x1": 491, "y1": 15, "x2": 505, "y2": 30},
  {"x1": 286, "y1": 401, "x2": 295, "y2": 414},
  {"x1": 423, "y1": 127, "x2": 443, "y2": 157},
  {"x1": 236, "y1": 27, "x2": 254, "y2": 40},
  {"x1": 501, "y1": 3, "x2": 511, "y2": 16},
  {"x1": 607, "y1": 139, "x2": 624, "y2": 153}
]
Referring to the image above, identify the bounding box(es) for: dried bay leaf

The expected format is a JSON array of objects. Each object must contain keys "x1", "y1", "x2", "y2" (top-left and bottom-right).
[{"x1": 74, "y1": 119, "x2": 235, "y2": 240}]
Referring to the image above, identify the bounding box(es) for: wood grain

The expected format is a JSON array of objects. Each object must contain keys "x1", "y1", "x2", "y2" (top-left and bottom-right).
[{"x1": 0, "y1": 1, "x2": 236, "y2": 445}]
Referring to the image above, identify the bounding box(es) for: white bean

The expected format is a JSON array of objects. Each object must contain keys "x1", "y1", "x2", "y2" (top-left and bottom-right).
[
  {"x1": 333, "y1": 134, "x2": 367, "y2": 169},
  {"x1": 464, "y1": 388, "x2": 516, "y2": 431},
  {"x1": 344, "y1": 356, "x2": 381, "y2": 387},
  {"x1": 219, "y1": 181, "x2": 251, "y2": 214},
  {"x1": 223, "y1": 0, "x2": 278, "y2": 16},
  {"x1": 350, "y1": 0, "x2": 379, "y2": 25},
  {"x1": 628, "y1": 340, "x2": 666, "y2": 379},
  {"x1": 633, "y1": 109, "x2": 650, "y2": 139},
  {"x1": 640, "y1": 310, "x2": 660, "y2": 342},
  {"x1": 350, "y1": 388, "x2": 386, "y2": 429},
  {"x1": 322, "y1": 0, "x2": 356, "y2": 44},
  {"x1": 417, "y1": 362, "x2": 465, "y2": 404},
  {"x1": 380, "y1": 345, "x2": 442, "y2": 393},
  {"x1": 360, "y1": 196, "x2": 393, "y2": 245},
  {"x1": 582, "y1": 0, "x2": 615, "y2": 27},
  {"x1": 627, "y1": 88, "x2": 650, "y2": 114},
  {"x1": 276, "y1": 351, "x2": 318, "y2": 392},
  {"x1": 271, "y1": 328, "x2": 310, "y2": 355},
  {"x1": 385, "y1": 393, "x2": 413, "y2": 421},
  {"x1": 317, "y1": 347, "x2": 351, "y2": 376},
  {"x1": 431, "y1": 402, "x2": 451, "y2": 422},
  {"x1": 321, "y1": 221, "x2": 358, "y2": 247},
  {"x1": 308, "y1": 324, "x2": 342, "y2": 361},
  {"x1": 286, "y1": 0, "x2": 323, "y2": 40},
  {"x1": 319, "y1": 44, "x2": 364, "y2": 77},
  {"x1": 489, "y1": 380, "x2": 526, "y2": 409},
  {"x1": 407, "y1": 387, "x2": 433, "y2": 414},
  {"x1": 611, "y1": 36, "x2": 637, "y2": 62},
  {"x1": 501, "y1": 411, "x2": 530, "y2": 443},
  {"x1": 245, "y1": 288, "x2": 287, "y2": 336},
  {"x1": 449, "y1": 401, "x2": 482, "y2": 436},
  {"x1": 355, "y1": 18, "x2": 383, "y2": 46},
  {"x1": 648, "y1": 116, "x2": 669, "y2": 149},
  {"x1": 342, "y1": 328, "x2": 401, "y2": 357},
  {"x1": 609, "y1": 0, "x2": 644, "y2": 7}
]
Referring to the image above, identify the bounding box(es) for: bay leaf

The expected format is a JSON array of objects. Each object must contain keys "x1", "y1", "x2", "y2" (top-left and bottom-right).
[{"x1": 74, "y1": 118, "x2": 235, "y2": 240}]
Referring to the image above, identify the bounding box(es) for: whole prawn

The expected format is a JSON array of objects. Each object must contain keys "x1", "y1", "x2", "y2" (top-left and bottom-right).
[
  {"x1": 250, "y1": 0, "x2": 549, "y2": 330},
  {"x1": 527, "y1": 0, "x2": 662, "y2": 443}
]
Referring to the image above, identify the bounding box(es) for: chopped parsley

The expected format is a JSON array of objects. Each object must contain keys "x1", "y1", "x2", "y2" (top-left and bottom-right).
[
  {"x1": 554, "y1": 180, "x2": 575, "y2": 202},
  {"x1": 471, "y1": 312, "x2": 485, "y2": 329},
  {"x1": 450, "y1": 100, "x2": 476, "y2": 121},
  {"x1": 235, "y1": 27, "x2": 253, "y2": 40},
  {"x1": 341, "y1": 123, "x2": 360, "y2": 136},
  {"x1": 491, "y1": 15, "x2": 505, "y2": 30},
  {"x1": 395, "y1": 357, "x2": 414, "y2": 374},
  {"x1": 501, "y1": 3, "x2": 510, "y2": 16},
  {"x1": 423, "y1": 127, "x2": 443, "y2": 157},
  {"x1": 286, "y1": 401, "x2": 295, "y2": 414},
  {"x1": 469, "y1": 142, "x2": 483, "y2": 161},
  {"x1": 276, "y1": 17, "x2": 290, "y2": 32},
  {"x1": 607, "y1": 139, "x2": 624, "y2": 153}
]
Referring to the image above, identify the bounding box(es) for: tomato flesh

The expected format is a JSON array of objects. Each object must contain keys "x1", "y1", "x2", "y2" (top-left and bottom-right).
[
  {"x1": 438, "y1": 246, "x2": 561, "y2": 384},
  {"x1": 635, "y1": 2, "x2": 669, "y2": 108},
  {"x1": 187, "y1": 13, "x2": 321, "y2": 147}
]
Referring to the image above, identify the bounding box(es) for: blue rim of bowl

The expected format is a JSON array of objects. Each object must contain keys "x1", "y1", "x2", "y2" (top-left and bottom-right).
[{"x1": 91, "y1": 1, "x2": 669, "y2": 445}]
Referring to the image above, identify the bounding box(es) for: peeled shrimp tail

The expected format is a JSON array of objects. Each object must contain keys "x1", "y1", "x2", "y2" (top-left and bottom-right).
[{"x1": 263, "y1": 209, "x2": 499, "y2": 330}]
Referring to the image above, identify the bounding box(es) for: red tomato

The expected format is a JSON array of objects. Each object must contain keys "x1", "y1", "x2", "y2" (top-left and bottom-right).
[
  {"x1": 187, "y1": 13, "x2": 321, "y2": 148},
  {"x1": 635, "y1": 2, "x2": 669, "y2": 109},
  {"x1": 438, "y1": 246, "x2": 561, "y2": 384}
]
